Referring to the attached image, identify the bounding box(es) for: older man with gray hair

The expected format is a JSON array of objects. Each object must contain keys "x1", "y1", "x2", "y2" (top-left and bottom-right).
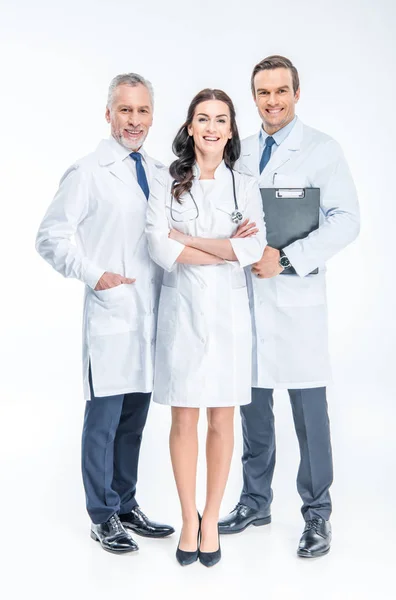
[{"x1": 36, "y1": 73, "x2": 174, "y2": 554}]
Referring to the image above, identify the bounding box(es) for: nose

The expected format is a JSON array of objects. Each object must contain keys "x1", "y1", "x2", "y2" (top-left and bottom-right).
[
  {"x1": 206, "y1": 120, "x2": 217, "y2": 133},
  {"x1": 267, "y1": 92, "x2": 277, "y2": 106},
  {"x1": 128, "y1": 111, "x2": 140, "y2": 127}
]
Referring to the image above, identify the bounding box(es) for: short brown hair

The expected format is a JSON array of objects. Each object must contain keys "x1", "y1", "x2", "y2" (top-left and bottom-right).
[{"x1": 251, "y1": 55, "x2": 300, "y2": 95}]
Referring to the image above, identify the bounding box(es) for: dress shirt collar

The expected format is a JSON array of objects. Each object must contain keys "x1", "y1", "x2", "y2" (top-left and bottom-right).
[
  {"x1": 259, "y1": 115, "x2": 298, "y2": 148},
  {"x1": 108, "y1": 135, "x2": 147, "y2": 162}
]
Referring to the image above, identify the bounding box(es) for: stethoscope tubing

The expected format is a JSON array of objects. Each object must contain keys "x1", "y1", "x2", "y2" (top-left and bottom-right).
[{"x1": 170, "y1": 166, "x2": 243, "y2": 223}]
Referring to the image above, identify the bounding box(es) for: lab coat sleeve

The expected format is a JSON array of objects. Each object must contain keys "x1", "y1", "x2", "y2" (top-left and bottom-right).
[
  {"x1": 35, "y1": 165, "x2": 105, "y2": 289},
  {"x1": 145, "y1": 173, "x2": 185, "y2": 272},
  {"x1": 230, "y1": 177, "x2": 267, "y2": 267},
  {"x1": 283, "y1": 140, "x2": 360, "y2": 277}
]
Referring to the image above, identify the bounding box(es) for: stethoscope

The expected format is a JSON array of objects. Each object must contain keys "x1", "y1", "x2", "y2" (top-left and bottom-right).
[{"x1": 170, "y1": 166, "x2": 243, "y2": 224}]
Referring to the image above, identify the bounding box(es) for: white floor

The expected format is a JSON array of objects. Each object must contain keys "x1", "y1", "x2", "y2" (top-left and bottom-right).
[{"x1": 2, "y1": 365, "x2": 394, "y2": 600}]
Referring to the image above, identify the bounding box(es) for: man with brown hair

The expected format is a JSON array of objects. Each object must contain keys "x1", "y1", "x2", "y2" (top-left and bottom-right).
[{"x1": 219, "y1": 56, "x2": 360, "y2": 557}]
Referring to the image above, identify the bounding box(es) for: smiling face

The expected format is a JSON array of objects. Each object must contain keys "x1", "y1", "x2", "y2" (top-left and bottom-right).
[
  {"x1": 187, "y1": 100, "x2": 232, "y2": 161},
  {"x1": 253, "y1": 68, "x2": 300, "y2": 135},
  {"x1": 105, "y1": 83, "x2": 153, "y2": 151}
]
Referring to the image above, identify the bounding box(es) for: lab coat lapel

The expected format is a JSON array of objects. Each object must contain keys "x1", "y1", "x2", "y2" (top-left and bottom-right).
[
  {"x1": 190, "y1": 162, "x2": 229, "y2": 209},
  {"x1": 188, "y1": 177, "x2": 205, "y2": 211},
  {"x1": 135, "y1": 153, "x2": 166, "y2": 203},
  {"x1": 97, "y1": 140, "x2": 131, "y2": 184},
  {"x1": 262, "y1": 118, "x2": 303, "y2": 180},
  {"x1": 96, "y1": 139, "x2": 147, "y2": 203},
  {"x1": 145, "y1": 155, "x2": 166, "y2": 186},
  {"x1": 239, "y1": 133, "x2": 261, "y2": 178},
  {"x1": 212, "y1": 162, "x2": 231, "y2": 207}
]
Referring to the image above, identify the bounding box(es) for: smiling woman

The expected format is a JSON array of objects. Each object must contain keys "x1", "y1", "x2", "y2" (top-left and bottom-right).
[
  {"x1": 145, "y1": 87, "x2": 267, "y2": 568},
  {"x1": 170, "y1": 88, "x2": 240, "y2": 202}
]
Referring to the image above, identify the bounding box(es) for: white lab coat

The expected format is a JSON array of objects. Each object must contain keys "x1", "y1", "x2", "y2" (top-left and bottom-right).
[
  {"x1": 237, "y1": 118, "x2": 360, "y2": 389},
  {"x1": 145, "y1": 162, "x2": 266, "y2": 407},
  {"x1": 36, "y1": 138, "x2": 165, "y2": 399}
]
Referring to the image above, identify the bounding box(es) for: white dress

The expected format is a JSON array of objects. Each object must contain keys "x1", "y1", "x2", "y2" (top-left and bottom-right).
[{"x1": 145, "y1": 161, "x2": 267, "y2": 407}]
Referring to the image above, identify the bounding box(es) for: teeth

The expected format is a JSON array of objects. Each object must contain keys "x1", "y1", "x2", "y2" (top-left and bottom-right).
[{"x1": 204, "y1": 137, "x2": 218, "y2": 141}]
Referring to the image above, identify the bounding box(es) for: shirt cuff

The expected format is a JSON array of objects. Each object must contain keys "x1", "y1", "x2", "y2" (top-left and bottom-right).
[
  {"x1": 282, "y1": 244, "x2": 314, "y2": 278},
  {"x1": 230, "y1": 238, "x2": 262, "y2": 268},
  {"x1": 151, "y1": 237, "x2": 185, "y2": 272}
]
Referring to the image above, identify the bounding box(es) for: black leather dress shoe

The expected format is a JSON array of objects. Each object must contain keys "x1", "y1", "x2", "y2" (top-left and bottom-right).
[
  {"x1": 297, "y1": 518, "x2": 332, "y2": 558},
  {"x1": 119, "y1": 506, "x2": 175, "y2": 538},
  {"x1": 176, "y1": 513, "x2": 201, "y2": 566},
  {"x1": 199, "y1": 525, "x2": 221, "y2": 568},
  {"x1": 90, "y1": 514, "x2": 138, "y2": 554},
  {"x1": 218, "y1": 503, "x2": 271, "y2": 534}
]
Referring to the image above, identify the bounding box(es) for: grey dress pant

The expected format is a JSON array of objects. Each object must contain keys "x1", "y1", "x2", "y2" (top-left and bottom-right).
[{"x1": 240, "y1": 387, "x2": 333, "y2": 521}]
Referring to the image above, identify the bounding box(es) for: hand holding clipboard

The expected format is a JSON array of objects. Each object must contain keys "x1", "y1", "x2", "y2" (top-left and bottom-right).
[{"x1": 260, "y1": 188, "x2": 320, "y2": 275}]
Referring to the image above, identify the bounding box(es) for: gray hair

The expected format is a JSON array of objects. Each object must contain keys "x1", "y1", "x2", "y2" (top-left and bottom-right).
[{"x1": 107, "y1": 73, "x2": 154, "y2": 108}]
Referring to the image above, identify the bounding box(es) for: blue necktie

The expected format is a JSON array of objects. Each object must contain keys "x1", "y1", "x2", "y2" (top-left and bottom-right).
[
  {"x1": 130, "y1": 152, "x2": 150, "y2": 200},
  {"x1": 259, "y1": 136, "x2": 276, "y2": 174}
]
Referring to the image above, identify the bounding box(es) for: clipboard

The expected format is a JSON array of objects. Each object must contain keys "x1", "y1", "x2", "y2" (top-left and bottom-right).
[{"x1": 260, "y1": 187, "x2": 320, "y2": 275}]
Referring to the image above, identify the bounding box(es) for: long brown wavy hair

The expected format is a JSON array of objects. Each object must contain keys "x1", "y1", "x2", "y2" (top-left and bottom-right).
[{"x1": 169, "y1": 88, "x2": 241, "y2": 203}]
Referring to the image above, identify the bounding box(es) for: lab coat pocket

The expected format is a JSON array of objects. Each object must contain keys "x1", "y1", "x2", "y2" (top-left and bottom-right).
[
  {"x1": 88, "y1": 284, "x2": 139, "y2": 336},
  {"x1": 167, "y1": 199, "x2": 199, "y2": 223},
  {"x1": 275, "y1": 274, "x2": 326, "y2": 308},
  {"x1": 93, "y1": 284, "x2": 131, "y2": 302}
]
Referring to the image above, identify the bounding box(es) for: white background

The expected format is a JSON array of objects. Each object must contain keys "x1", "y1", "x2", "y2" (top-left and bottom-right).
[{"x1": 1, "y1": 0, "x2": 395, "y2": 598}]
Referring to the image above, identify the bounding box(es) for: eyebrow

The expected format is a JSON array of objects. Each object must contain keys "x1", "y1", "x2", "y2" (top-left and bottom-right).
[
  {"x1": 196, "y1": 112, "x2": 229, "y2": 118},
  {"x1": 257, "y1": 85, "x2": 291, "y2": 92},
  {"x1": 118, "y1": 104, "x2": 151, "y2": 110}
]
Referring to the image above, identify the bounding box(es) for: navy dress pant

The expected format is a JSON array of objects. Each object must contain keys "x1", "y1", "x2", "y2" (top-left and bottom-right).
[
  {"x1": 240, "y1": 387, "x2": 333, "y2": 521},
  {"x1": 81, "y1": 371, "x2": 151, "y2": 524}
]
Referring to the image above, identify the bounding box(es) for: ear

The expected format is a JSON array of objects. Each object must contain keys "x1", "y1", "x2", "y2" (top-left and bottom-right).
[
  {"x1": 252, "y1": 91, "x2": 258, "y2": 107},
  {"x1": 294, "y1": 87, "x2": 301, "y2": 104},
  {"x1": 187, "y1": 124, "x2": 193, "y2": 136},
  {"x1": 105, "y1": 107, "x2": 111, "y2": 123}
]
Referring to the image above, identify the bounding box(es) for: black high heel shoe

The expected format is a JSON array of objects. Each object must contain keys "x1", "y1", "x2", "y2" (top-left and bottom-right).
[
  {"x1": 199, "y1": 524, "x2": 221, "y2": 568},
  {"x1": 176, "y1": 513, "x2": 201, "y2": 566}
]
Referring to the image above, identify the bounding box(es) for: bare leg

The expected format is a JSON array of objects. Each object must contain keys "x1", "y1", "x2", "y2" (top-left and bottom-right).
[
  {"x1": 170, "y1": 407, "x2": 200, "y2": 551},
  {"x1": 201, "y1": 407, "x2": 235, "y2": 551}
]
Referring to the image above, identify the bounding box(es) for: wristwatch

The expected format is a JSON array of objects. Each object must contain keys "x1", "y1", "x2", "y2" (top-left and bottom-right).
[{"x1": 279, "y1": 250, "x2": 292, "y2": 270}]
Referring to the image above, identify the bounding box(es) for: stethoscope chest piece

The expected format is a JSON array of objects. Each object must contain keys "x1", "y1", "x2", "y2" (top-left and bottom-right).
[{"x1": 231, "y1": 210, "x2": 243, "y2": 223}]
